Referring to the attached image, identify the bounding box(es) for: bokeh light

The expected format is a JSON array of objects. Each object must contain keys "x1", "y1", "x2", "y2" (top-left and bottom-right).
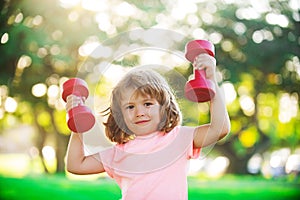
[
  {"x1": 4, "y1": 97, "x2": 18, "y2": 113},
  {"x1": 279, "y1": 93, "x2": 298, "y2": 123},
  {"x1": 239, "y1": 95, "x2": 255, "y2": 116},
  {"x1": 32, "y1": 83, "x2": 47, "y2": 97},
  {"x1": 1, "y1": 32, "x2": 9, "y2": 44},
  {"x1": 17, "y1": 55, "x2": 32, "y2": 69},
  {"x1": 221, "y1": 82, "x2": 237, "y2": 105},
  {"x1": 0, "y1": 2, "x2": 299, "y2": 197}
]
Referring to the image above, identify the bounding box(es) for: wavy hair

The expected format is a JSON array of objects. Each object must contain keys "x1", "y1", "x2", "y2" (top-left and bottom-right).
[{"x1": 103, "y1": 68, "x2": 182, "y2": 144}]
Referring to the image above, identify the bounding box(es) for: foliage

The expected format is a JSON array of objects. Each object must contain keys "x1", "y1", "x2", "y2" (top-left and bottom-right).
[{"x1": 0, "y1": 0, "x2": 299, "y2": 174}]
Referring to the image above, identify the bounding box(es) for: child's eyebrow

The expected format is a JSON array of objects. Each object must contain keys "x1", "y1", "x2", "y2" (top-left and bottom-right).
[
  {"x1": 144, "y1": 97, "x2": 156, "y2": 101},
  {"x1": 121, "y1": 97, "x2": 156, "y2": 106},
  {"x1": 121, "y1": 102, "x2": 132, "y2": 108}
]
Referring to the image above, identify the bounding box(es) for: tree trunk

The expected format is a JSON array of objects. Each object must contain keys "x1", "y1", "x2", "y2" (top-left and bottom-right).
[
  {"x1": 55, "y1": 133, "x2": 69, "y2": 172},
  {"x1": 33, "y1": 108, "x2": 49, "y2": 173},
  {"x1": 215, "y1": 130, "x2": 271, "y2": 174},
  {"x1": 214, "y1": 141, "x2": 251, "y2": 174},
  {"x1": 48, "y1": 109, "x2": 69, "y2": 173}
]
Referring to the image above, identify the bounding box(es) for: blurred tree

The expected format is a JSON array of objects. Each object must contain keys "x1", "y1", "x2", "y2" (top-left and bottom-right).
[
  {"x1": 0, "y1": 0, "x2": 104, "y2": 172},
  {"x1": 208, "y1": 1, "x2": 300, "y2": 173},
  {"x1": 0, "y1": 0, "x2": 299, "y2": 175},
  {"x1": 164, "y1": 0, "x2": 299, "y2": 174}
]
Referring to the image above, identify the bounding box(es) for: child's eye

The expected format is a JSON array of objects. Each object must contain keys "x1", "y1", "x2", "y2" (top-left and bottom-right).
[
  {"x1": 145, "y1": 102, "x2": 153, "y2": 107},
  {"x1": 126, "y1": 105, "x2": 134, "y2": 110}
]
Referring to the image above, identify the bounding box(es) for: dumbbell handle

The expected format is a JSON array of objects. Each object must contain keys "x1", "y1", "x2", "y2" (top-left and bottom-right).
[{"x1": 185, "y1": 39, "x2": 215, "y2": 80}]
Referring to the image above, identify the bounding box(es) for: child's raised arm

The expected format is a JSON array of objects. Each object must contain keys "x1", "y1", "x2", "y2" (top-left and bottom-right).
[
  {"x1": 65, "y1": 95, "x2": 105, "y2": 175},
  {"x1": 192, "y1": 54, "x2": 231, "y2": 148}
]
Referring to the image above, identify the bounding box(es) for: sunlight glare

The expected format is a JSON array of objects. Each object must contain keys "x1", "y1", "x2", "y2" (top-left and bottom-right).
[
  {"x1": 289, "y1": 0, "x2": 300, "y2": 11},
  {"x1": 250, "y1": 0, "x2": 271, "y2": 13},
  {"x1": 236, "y1": 7, "x2": 261, "y2": 20},
  {"x1": 171, "y1": 0, "x2": 197, "y2": 20},
  {"x1": 221, "y1": 82, "x2": 237, "y2": 105},
  {"x1": 47, "y1": 85, "x2": 59, "y2": 98},
  {"x1": 81, "y1": 0, "x2": 108, "y2": 12},
  {"x1": 188, "y1": 158, "x2": 206, "y2": 175},
  {"x1": 278, "y1": 93, "x2": 298, "y2": 123},
  {"x1": 114, "y1": 2, "x2": 136, "y2": 17},
  {"x1": 1, "y1": 33, "x2": 9, "y2": 44},
  {"x1": 32, "y1": 15, "x2": 43, "y2": 26},
  {"x1": 192, "y1": 28, "x2": 207, "y2": 40},
  {"x1": 206, "y1": 156, "x2": 230, "y2": 178},
  {"x1": 285, "y1": 56, "x2": 300, "y2": 79},
  {"x1": 286, "y1": 154, "x2": 300, "y2": 174},
  {"x1": 0, "y1": 154, "x2": 30, "y2": 178},
  {"x1": 68, "y1": 11, "x2": 79, "y2": 22},
  {"x1": 103, "y1": 64, "x2": 128, "y2": 87},
  {"x1": 42, "y1": 146, "x2": 57, "y2": 173},
  {"x1": 32, "y1": 83, "x2": 47, "y2": 97},
  {"x1": 79, "y1": 41, "x2": 100, "y2": 57},
  {"x1": 266, "y1": 13, "x2": 289, "y2": 28},
  {"x1": 270, "y1": 148, "x2": 290, "y2": 168},
  {"x1": 247, "y1": 153, "x2": 263, "y2": 174},
  {"x1": 233, "y1": 22, "x2": 246, "y2": 35},
  {"x1": 42, "y1": 146, "x2": 56, "y2": 160},
  {"x1": 59, "y1": 0, "x2": 80, "y2": 8},
  {"x1": 239, "y1": 95, "x2": 255, "y2": 116},
  {"x1": 4, "y1": 97, "x2": 18, "y2": 113},
  {"x1": 95, "y1": 13, "x2": 115, "y2": 34},
  {"x1": 14, "y1": 12, "x2": 24, "y2": 23},
  {"x1": 17, "y1": 55, "x2": 32, "y2": 69},
  {"x1": 221, "y1": 40, "x2": 233, "y2": 52}
]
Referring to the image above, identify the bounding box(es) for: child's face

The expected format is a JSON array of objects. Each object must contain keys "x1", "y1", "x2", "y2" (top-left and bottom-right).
[{"x1": 120, "y1": 89, "x2": 161, "y2": 136}]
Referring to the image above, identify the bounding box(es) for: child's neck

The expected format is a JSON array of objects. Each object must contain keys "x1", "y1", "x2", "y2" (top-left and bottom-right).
[{"x1": 134, "y1": 131, "x2": 161, "y2": 139}]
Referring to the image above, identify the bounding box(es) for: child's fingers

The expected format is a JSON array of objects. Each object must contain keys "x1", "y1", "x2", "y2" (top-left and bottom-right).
[
  {"x1": 66, "y1": 95, "x2": 86, "y2": 103},
  {"x1": 193, "y1": 54, "x2": 216, "y2": 68},
  {"x1": 193, "y1": 54, "x2": 216, "y2": 79},
  {"x1": 65, "y1": 95, "x2": 85, "y2": 111}
]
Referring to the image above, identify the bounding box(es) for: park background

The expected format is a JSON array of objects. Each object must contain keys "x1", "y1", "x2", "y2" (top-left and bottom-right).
[{"x1": 0, "y1": 0, "x2": 299, "y2": 199}]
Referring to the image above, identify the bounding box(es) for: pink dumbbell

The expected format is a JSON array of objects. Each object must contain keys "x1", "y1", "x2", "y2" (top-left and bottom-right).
[
  {"x1": 62, "y1": 78, "x2": 95, "y2": 133},
  {"x1": 184, "y1": 40, "x2": 216, "y2": 102}
]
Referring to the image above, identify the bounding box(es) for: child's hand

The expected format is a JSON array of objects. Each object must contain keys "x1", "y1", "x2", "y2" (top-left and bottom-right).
[
  {"x1": 193, "y1": 54, "x2": 217, "y2": 81},
  {"x1": 65, "y1": 95, "x2": 86, "y2": 112}
]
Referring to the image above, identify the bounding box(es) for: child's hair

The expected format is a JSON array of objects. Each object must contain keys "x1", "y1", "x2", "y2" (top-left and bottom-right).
[{"x1": 103, "y1": 68, "x2": 182, "y2": 144}]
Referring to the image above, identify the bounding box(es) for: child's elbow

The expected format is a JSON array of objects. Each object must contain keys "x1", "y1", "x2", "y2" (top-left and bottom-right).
[
  {"x1": 66, "y1": 165, "x2": 78, "y2": 175},
  {"x1": 66, "y1": 163, "x2": 83, "y2": 175},
  {"x1": 219, "y1": 123, "x2": 231, "y2": 139}
]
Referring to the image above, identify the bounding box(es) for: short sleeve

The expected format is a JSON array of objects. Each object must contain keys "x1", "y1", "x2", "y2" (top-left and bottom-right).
[
  {"x1": 179, "y1": 126, "x2": 201, "y2": 159},
  {"x1": 98, "y1": 147, "x2": 115, "y2": 178}
]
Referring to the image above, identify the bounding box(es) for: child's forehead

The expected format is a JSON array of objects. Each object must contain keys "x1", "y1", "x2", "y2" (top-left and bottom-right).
[{"x1": 121, "y1": 87, "x2": 151, "y2": 101}]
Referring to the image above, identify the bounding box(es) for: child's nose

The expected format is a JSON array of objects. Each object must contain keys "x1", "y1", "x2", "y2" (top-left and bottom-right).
[{"x1": 136, "y1": 105, "x2": 146, "y2": 117}]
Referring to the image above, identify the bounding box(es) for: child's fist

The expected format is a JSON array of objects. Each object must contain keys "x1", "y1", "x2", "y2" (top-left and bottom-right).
[
  {"x1": 65, "y1": 95, "x2": 86, "y2": 112},
  {"x1": 193, "y1": 54, "x2": 216, "y2": 81}
]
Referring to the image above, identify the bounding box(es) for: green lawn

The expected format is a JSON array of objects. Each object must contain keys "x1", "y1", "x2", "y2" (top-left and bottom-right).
[{"x1": 0, "y1": 174, "x2": 299, "y2": 200}]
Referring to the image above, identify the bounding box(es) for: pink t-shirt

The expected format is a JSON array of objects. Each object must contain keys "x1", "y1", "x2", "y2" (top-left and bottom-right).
[{"x1": 99, "y1": 126, "x2": 200, "y2": 200}]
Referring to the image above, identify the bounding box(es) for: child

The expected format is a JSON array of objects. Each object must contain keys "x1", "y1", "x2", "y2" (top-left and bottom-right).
[{"x1": 65, "y1": 53, "x2": 230, "y2": 199}]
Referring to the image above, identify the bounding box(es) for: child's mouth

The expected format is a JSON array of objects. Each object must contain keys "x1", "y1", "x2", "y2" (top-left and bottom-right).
[{"x1": 135, "y1": 120, "x2": 150, "y2": 124}]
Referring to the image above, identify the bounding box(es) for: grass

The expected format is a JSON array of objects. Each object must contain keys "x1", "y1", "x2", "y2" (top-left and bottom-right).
[
  {"x1": 188, "y1": 175, "x2": 300, "y2": 200},
  {"x1": 0, "y1": 174, "x2": 299, "y2": 200}
]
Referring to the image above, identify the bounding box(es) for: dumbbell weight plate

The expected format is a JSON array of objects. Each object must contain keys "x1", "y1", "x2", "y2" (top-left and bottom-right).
[
  {"x1": 62, "y1": 78, "x2": 89, "y2": 102},
  {"x1": 67, "y1": 105, "x2": 95, "y2": 133}
]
